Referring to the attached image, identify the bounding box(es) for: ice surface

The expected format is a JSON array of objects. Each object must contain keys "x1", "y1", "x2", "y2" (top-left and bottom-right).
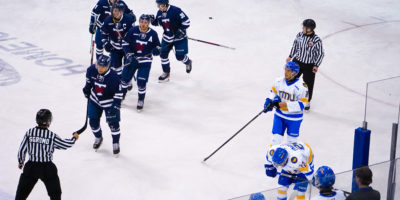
[{"x1": 0, "y1": 0, "x2": 399, "y2": 199}]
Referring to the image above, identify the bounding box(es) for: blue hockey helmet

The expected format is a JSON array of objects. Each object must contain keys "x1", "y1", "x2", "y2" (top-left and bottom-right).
[
  {"x1": 248, "y1": 192, "x2": 265, "y2": 200},
  {"x1": 96, "y1": 55, "x2": 111, "y2": 68},
  {"x1": 285, "y1": 61, "x2": 300, "y2": 75},
  {"x1": 112, "y1": 2, "x2": 125, "y2": 12},
  {"x1": 314, "y1": 166, "x2": 335, "y2": 188},
  {"x1": 156, "y1": 0, "x2": 169, "y2": 5},
  {"x1": 272, "y1": 147, "x2": 289, "y2": 166},
  {"x1": 139, "y1": 14, "x2": 151, "y2": 22}
]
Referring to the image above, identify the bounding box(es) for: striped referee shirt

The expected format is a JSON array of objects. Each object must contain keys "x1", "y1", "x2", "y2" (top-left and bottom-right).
[
  {"x1": 289, "y1": 32, "x2": 325, "y2": 67},
  {"x1": 17, "y1": 127, "x2": 76, "y2": 163}
]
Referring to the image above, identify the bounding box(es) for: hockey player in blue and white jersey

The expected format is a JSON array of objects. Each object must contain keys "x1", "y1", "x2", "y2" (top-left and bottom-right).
[
  {"x1": 264, "y1": 61, "x2": 309, "y2": 145},
  {"x1": 82, "y1": 55, "x2": 123, "y2": 156},
  {"x1": 101, "y1": 2, "x2": 135, "y2": 75},
  {"x1": 150, "y1": 0, "x2": 192, "y2": 82},
  {"x1": 89, "y1": 0, "x2": 136, "y2": 60},
  {"x1": 264, "y1": 141, "x2": 314, "y2": 200},
  {"x1": 121, "y1": 14, "x2": 161, "y2": 111},
  {"x1": 311, "y1": 166, "x2": 347, "y2": 200}
]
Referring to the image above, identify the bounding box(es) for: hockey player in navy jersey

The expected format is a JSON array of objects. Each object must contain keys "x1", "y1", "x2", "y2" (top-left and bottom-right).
[
  {"x1": 150, "y1": 0, "x2": 192, "y2": 82},
  {"x1": 82, "y1": 55, "x2": 123, "y2": 156},
  {"x1": 121, "y1": 14, "x2": 161, "y2": 111},
  {"x1": 101, "y1": 2, "x2": 135, "y2": 75},
  {"x1": 89, "y1": 0, "x2": 136, "y2": 60},
  {"x1": 263, "y1": 61, "x2": 309, "y2": 145}
]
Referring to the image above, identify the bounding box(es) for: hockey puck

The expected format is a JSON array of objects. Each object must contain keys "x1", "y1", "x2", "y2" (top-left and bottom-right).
[{"x1": 209, "y1": 17, "x2": 213, "y2": 19}]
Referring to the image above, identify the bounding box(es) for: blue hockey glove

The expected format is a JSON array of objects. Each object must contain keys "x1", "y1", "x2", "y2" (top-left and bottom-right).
[
  {"x1": 272, "y1": 96, "x2": 281, "y2": 109},
  {"x1": 263, "y1": 98, "x2": 273, "y2": 113},
  {"x1": 104, "y1": 41, "x2": 113, "y2": 52},
  {"x1": 152, "y1": 47, "x2": 161, "y2": 56},
  {"x1": 89, "y1": 24, "x2": 96, "y2": 34},
  {"x1": 125, "y1": 53, "x2": 138, "y2": 66},
  {"x1": 174, "y1": 28, "x2": 186, "y2": 40},
  {"x1": 105, "y1": 106, "x2": 120, "y2": 124},
  {"x1": 82, "y1": 86, "x2": 91, "y2": 98},
  {"x1": 264, "y1": 164, "x2": 277, "y2": 178}
]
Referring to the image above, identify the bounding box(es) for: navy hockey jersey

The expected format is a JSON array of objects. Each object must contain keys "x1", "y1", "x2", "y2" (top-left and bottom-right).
[
  {"x1": 151, "y1": 5, "x2": 190, "y2": 43},
  {"x1": 101, "y1": 14, "x2": 135, "y2": 50},
  {"x1": 90, "y1": 0, "x2": 134, "y2": 29},
  {"x1": 122, "y1": 26, "x2": 161, "y2": 64},
  {"x1": 84, "y1": 65, "x2": 123, "y2": 108}
]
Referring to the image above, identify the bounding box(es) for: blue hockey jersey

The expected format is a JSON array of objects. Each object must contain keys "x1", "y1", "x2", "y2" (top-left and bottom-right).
[
  {"x1": 90, "y1": 0, "x2": 135, "y2": 29},
  {"x1": 101, "y1": 14, "x2": 135, "y2": 50},
  {"x1": 151, "y1": 5, "x2": 190, "y2": 43},
  {"x1": 122, "y1": 26, "x2": 161, "y2": 64},
  {"x1": 84, "y1": 64, "x2": 123, "y2": 108}
]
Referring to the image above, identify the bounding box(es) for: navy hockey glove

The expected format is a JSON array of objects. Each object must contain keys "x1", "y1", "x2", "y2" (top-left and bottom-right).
[
  {"x1": 89, "y1": 24, "x2": 96, "y2": 34},
  {"x1": 272, "y1": 96, "x2": 281, "y2": 109},
  {"x1": 264, "y1": 164, "x2": 277, "y2": 177},
  {"x1": 82, "y1": 87, "x2": 91, "y2": 98},
  {"x1": 263, "y1": 98, "x2": 273, "y2": 113},
  {"x1": 148, "y1": 14, "x2": 155, "y2": 23},
  {"x1": 104, "y1": 41, "x2": 114, "y2": 52},
  {"x1": 105, "y1": 106, "x2": 120, "y2": 123},
  {"x1": 174, "y1": 29, "x2": 186, "y2": 40},
  {"x1": 126, "y1": 53, "x2": 138, "y2": 66},
  {"x1": 152, "y1": 47, "x2": 161, "y2": 56}
]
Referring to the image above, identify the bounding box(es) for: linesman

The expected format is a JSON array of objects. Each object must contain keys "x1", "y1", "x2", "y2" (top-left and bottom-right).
[
  {"x1": 15, "y1": 109, "x2": 79, "y2": 200},
  {"x1": 286, "y1": 19, "x2": 325, "y2": 110}
]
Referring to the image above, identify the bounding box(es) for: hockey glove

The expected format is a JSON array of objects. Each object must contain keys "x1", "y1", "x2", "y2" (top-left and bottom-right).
[
  {"x1": 152, "y1": 47, "x2": 161, "y2": 56},
  {"x1": 82, "y1": 86, "x2": 91, "y2": 98},
  {"x1": 174, "y1": 28, "x2": 186, "y2": 40},
  {"x1": 148, "y1": 14, "x2": 155, "y2": 23},
  {"x1": 263, "y1": 98, "x2": 273, "y2": 113},
  {"x1": 104, "y1": 41, "x2": 114, "y2": 52},
  {"x1": 89, "y1": 24, "x2": 96, "y2": 34},
  {"x1": 105, "y1": 106, "x2": 120, "y2": 123},
  {"x1": 264, "y1": 164, "x2": 277, "y2": 177},
  {"x1": 272, "y1": 96, "x2": 281, "y2": 109},
  {"x1": 126, "y1": 54, "x2": 138, "y2": 66}
]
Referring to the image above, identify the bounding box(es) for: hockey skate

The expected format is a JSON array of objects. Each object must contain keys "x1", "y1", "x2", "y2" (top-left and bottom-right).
[
  {"x1": 304, "y1": 102, "x2": 310, "y2": 111},
  {"x1": 158, "y1": 72, "x2": 170, "y2": 83},
  {"x1": 93, "y1": 137, "x2": 103, "y2": 151},
  {"x1": 137, "y1": 100, "x2": 144, "y2": 112},
  {"x1": 186, "y1": 60, "x2": 192, "y2": 73},
  {"x1": 113, "y1": 143, "x2": 120, "y2": 157}
]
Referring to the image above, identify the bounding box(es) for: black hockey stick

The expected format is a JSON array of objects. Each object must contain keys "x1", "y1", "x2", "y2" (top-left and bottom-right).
[
  {"x1": 277, "y1": 172, "x2": 351, "y2": 196},
  {"x1": 203, "y1": 107, "x2": 269, "y2": 162},
  {"x1": 188, "y1": 37, "x2": 236, "y2": 50},
  {"x1": 75, "y1": 99, "x2": 89, "y2": 134}
]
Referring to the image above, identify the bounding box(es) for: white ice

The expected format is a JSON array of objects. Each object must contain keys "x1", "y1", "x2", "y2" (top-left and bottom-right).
[{"x1": 0, "y1": 0, "x2": 399, "y2": 199}]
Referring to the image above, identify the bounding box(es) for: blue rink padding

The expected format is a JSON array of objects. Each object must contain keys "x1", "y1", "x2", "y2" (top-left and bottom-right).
[
  {"x1": 0, "y1": 188, "x2": 14, "y2": 200},
  {"x1": 352, "y1": 127, "x2": 371, "y2": 192}
]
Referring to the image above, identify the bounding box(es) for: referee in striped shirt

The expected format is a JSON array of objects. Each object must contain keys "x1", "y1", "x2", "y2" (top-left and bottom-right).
[
  {"x1": 16, "y1": 109, "x2": 79, "y2": 200},
  {"x1": 286, "y1": 19, "x2": 325, "y2": 110}
]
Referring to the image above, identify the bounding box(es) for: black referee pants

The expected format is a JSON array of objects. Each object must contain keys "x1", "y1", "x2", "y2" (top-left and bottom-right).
[
  {"x1": 15, "y1": 161, "x2": 62, "y2": 200},
  {"x1": 294, "y1": 59, "x2": 315, "y2": 102}
]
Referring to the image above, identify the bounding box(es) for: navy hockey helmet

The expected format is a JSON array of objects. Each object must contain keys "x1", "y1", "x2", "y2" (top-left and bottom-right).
[
  {"x1": 96, "y1": 55, "x2": 111, "y2": 68},
  {"x1": 112, "y1": 2, "x2": 125, "y2": 12},
  {"x1": 36, "y1": 109, "x2": 52, "y2": 127},
  {"x1": 303, "y1": 19, "x2": 316, "y2": 30},
  {"x1": 249, "y1": 192, "x2": 265, "y2": 200},
  {"x1": 272, "y1": 147, "x2": 289, "y2": 166},
  {"x1": 156, "y1": 0, "x2": 169, "y2": 5},
  {"x1": 139, "y1": 14, "x2": 151, "y2": 22},
  {"x1": 314, "y1": 166, "x2": 336, "y2": 188},
  {"x1": 285, "y1": 61, "x2": 300, "y2": 75}
]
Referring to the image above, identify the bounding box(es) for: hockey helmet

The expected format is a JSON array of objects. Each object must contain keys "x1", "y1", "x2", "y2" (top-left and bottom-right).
[
  {"x1": 96, "y1": 55, "x2": 111, "y2": 68},
  {"x1": 314, "y1": 166, "x2": 336, "y2": 188},
  {"x1": 248, "y1": 192, "x2": 265, "y2": 200},
  {"x1": 272, "y1": 147, "x2": 289, "y2": 166},
  {"x1": 156, "y1": 0, "x2": 169, "y2": 5},
  {"x1": 36, "y1": 109, "x2": 52, "y2": 127}
]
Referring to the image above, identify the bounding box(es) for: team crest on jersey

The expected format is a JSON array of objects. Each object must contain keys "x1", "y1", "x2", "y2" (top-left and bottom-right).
[
  {"x1": 97, "y1": 75, "x2": 104, "y2": 82},
  {"x1": 162, "y1": 12, "x2": 167, "y2": 17},
  {"x1": 140, "y1": 33, "x2": 146, "y2": 39},
  {"x1": 291, "y1": 157, "x2": 298, "y2": 164},
  {"x1": 269, "y1": 150, "x2": 275, "y2": 156},
  {"x1": 308, "y1": 41, "x2": 313, "y2": 47}
]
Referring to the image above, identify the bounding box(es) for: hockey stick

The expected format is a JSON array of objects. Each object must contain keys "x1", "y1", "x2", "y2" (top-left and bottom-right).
[
  {"x1": 188, "y1": 37, "x2": 236, "y2": 50},
  {"x1": 203, "y1": 108, "x2": 269, "y2": 162},
  {"x1": 75, "y1": 99, "x2": 89, "y2": 134},
  {"x1": 90, "y1": 33, "x2": 95, "y2": 65},
  {"x1": 277, "y1": 172, "x2": 351, "y2": 196}
]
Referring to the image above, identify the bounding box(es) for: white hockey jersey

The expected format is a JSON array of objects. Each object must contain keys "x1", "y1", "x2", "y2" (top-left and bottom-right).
[
  {"x1": 266, "y1": 142, "x2": 314, "y2": 180},
  {"x1": 268, "y1": 77, "x2": 308, "y2": 121},
  {"x1": 311, "y1": 190, "x2": 346, "y2": 200}
]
